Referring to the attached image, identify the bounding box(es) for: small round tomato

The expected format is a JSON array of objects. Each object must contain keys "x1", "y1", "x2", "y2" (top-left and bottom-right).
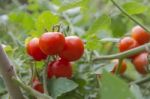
[
  {"x1": 119, "y1": 37, "x2": 139, "y2": 58},
  {"x1": 59, "y1": 36, "x2": 84, "y2": 61},
  {"x1": 39, "y1": 32, "x2": 65, "y2": 55},
  {"x1": 27, "y1": 38, "x2": 47, "y2": 61},
  {"x1": 111, "y1": 59, "x2": 127, "y2": 74},
  {"x1": 131, "y1": 26, "x2": 150, "y2": 45},
  {"x1": 32, "y1": 78, "x2": 44, "y2": 93},
  {"x1": 47, "y1": 59, "x2": 72, "y2": 79},
  {"x1": 133, "y1": 52, "x2": 148, "y2": 75}
]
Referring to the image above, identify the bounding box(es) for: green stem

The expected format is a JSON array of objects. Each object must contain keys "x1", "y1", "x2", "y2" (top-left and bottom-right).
[
  {"x1": 130, "y1": 75, "x2": 150, "y2": 85},
  {"x1": 43, "y1": 56, "x2": 51, "y2": 95},
  {"x1": 110, "y1": 0, "x2": 150, "y2": 33},
  {"x1": 94, "y1": 43, "x2": 150, "y2": 61},
  {"x1": 12, "y1": 77, "x2": 53, "y2": 99},
  {"x1": 115, "y1": 58, "x2": 123, "y2": 75}
]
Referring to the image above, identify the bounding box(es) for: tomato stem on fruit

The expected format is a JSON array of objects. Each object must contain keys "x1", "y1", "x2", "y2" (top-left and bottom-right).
[
  {"x1": 110, "y1": 0, "x2": 150, "y2": 33},
  {"x1": 94, "y1": 43, "x2": 150, "y2": 61}
]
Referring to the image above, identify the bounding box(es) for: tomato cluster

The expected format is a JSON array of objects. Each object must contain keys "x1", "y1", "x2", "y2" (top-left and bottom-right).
[
  {"x1": 117, "y1": 25, "x2": 150, "y2": 75},
  {"x1": 26, "y1": 32, "x2": 84, "y2": 92}
]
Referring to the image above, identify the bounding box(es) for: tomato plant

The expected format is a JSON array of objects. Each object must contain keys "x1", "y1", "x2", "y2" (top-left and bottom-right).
[
  {"x1": 1, "y1": 0, "x2": 150, "y2": 99},
  {"x1": 27, "y1": 38, "x2": 47, "y2": 61},
  {"x1": 133, "y1": 52, "x2": 148, "y2": 75},
  {"x1": 47, "y1": 59, "x2": 72, "y2": 79},
  {"x1": 131, "y1": 26, "x2": 150, "y2": 45},
  {"x1": 59, "y1": 36, "x2": 84, "y2": 61},
  {"x1": 39, "y1": 32, "x2": 65, "y2": 55}
]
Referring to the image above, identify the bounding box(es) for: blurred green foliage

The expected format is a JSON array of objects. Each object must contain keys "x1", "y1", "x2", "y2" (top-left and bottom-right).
[{"x1": 0, "y1": 0, "x2": 150, "y2": 99}]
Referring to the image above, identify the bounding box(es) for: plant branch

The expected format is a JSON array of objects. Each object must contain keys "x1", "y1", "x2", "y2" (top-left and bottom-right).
[
  {"x1": 12, "y1": 77, "x2": 53, "y2": 99},
  {"x1": 130, "y1": 75, "x2": 150, "y2": 85},
  {"x1": 0, "y1": 44, "x2": 24, "y2": 99},
  {"x1": 94, "y1": 43, "x2": 150, "y2": 61},
  {"x1": 115, "y1": 58, "x2": 123, "y2": 74},
  {"x1": 110, "y1": 0, "x2": 150, "y2": 33}
]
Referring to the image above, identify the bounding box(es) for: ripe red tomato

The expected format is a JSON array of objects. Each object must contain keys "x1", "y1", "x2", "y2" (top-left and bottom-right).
[
  {"x1": 131, "y1": 26, "x2": 150, "y2": 45},
  {"x1": 32, "y1": 78, "x2": 44, "y2": 93},
  {"x1": 39, "y1": 32, "x2": 65, "y2": 55},
  {"x1": 59, "y1": 36, "x2": 84, "y2": 61},
  {"x1": 119, "y1": 37, "x2": 139, "y2": 58},
  {"x1": 27, "y1": 38, "x2": 47, "y2": 61},
  {"x1": 111, "y1": 59, "x2": 127, "y2": 74},
  {"x1": 47, "y1": 59, "x2": 72, "y2": 79},
  {"x1": 133, "y1": 52, "x2": 148, "y2": 75}
]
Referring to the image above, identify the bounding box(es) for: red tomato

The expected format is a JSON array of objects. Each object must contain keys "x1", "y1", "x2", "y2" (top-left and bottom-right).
[
  {"x1": 39, "y1": 32, "x2": 65, "y2": 55},
  {"x1": 131, "y1": 26, "x2": 150, "y2": 45},
  {"x1": 119, "y1": 37, "x2": 139, "y2": 58},
  {"x1": 27, "y1": 38, "x2": 47, "y2": 61},
  {"x1": 32, "y1": 78, "x2": 44, "y2": 93},
  {"x1": 59, "y1": 36, "x2": 84, "y2": 61},
  {"x1": 133, "y1": 52, "x2": 148, "y2": 75},
  {"x1": 47, "y1": 59, "x2": 72, "y2": 79},
  {"x1": 111, "y1": 59, "x2": 127, "y2": 74}
]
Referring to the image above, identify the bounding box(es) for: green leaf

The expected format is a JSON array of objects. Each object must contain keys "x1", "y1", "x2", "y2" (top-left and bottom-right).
[
  {"x1": 22, "y1": 14, "x2": 35, "y2": 31},
  {"x1": 122, "y1": 1, "x2": 147, "y2": 15},
  {"x1": 111, "y1": 16, "x2": 127, "y2": 37},
  {"x1": 58, "y1": 0, "x2": 89, "y2": 12},
  {"x1": 101, "y1": 71, "x2": 135, "y2": 99},
  {"x1": 47, "y1": 78, "x2": 78, "y2": 98},
  {"x1": 35, "y1": 11, "x2": 59, "y2": 35},
  {"x1": 87, "y1": 14, "x2": 111, "y2": 35},
  {"x1": 130, "y1": 84, "x2": 143, "y2": 99},
  {"x1": 85, "y1": 34, "x2": 102, "y2": 50},
  {"x1": 0, "y1": 77, "x2": 5, "y2": 93}
]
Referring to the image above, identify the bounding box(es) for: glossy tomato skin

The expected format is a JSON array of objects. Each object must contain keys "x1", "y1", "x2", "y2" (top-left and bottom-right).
[
  {"x1": 59, "y1": 36, "x2": 84, "y2": 61},
  {"x1": 133, "y1": 52, "x2": 148, "y2": 75},
  {"x1": 32, "y1": 78, "x2": 44, "y2": 93},
  {"x1": 119, "y1": 37, "x2": 139, "y2": 58},
  {"x1": 111, "y1": 59, "x2": 127, "y2": 74},
  {"x1": 27, "y1": 38, "x2": 47, "y2": 61},
  {"x1": 132, "y1": 26, "x2": 150, "y2": 45},
  {"x1": 39, "y1": 32, "x2": 65, "y2": 55},
  {"x1": 47, "y1": 59, "x2": 72, "y2": 79}
]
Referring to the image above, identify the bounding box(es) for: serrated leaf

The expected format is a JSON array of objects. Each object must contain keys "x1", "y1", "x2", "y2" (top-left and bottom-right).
[
  {"x1": 47, "y1": 78, "x2": 78, "y2": 98},
  {"x1": 35, "y1": 11, "x2": 59, "y2": 35},
  {"x1": 87, "y1": 14, "x2": 111, "y2": 35},
  {"x1": 101, "y1": 71, "x2": 135, "y2": 99},
  {"x1": 122, "y1": 2, "x2": 147, "y2": 15}
]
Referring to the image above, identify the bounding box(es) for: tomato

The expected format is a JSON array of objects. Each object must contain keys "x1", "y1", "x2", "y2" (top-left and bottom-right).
[
  {"x1": 47, "y1": 59, "x2": 72, "y2": 79},
  {"x1": 27, "y1": 38, "x2": 47, "y2": 61},
  {"x1": 39, "y1": 32, "x2": 65, "y2": 55},
  {"x1": 32, "y1": 78, "x2": 44, "y2": 93},
  {"x1": 119, "y1": 37, "x2": 139, "y2": 58},
  {"x1": 133, "y1": 52, "x2": 148, "y2": 75},
  {"x1": 111, "y1": 59, "x2": 127, "y2": 74},
  {"x1": 59, "y1": 36, "x2": 84, "y2": 61},
  {"x1": 131, "y1": 26, "x2": 150, "y2": 45}
]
